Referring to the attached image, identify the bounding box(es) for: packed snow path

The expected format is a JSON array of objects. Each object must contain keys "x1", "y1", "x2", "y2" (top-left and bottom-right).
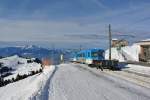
[{"x1": 38, "y1": 63, "x2": 150, "y2": 100}]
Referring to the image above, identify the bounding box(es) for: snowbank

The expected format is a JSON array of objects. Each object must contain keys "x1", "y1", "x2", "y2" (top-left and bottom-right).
[
  {"x1": 105, "y1": 48, "x2": 126, "y2": 62},
  {"x1": 105, "y1": 44, "x2": 140, "y2": 62},
  {"x1": 121, "y1": 44, "x2": 140, "y2": 61},
  {"x1": 0, "y1": 65, "x2": 56, "y2": 100}
]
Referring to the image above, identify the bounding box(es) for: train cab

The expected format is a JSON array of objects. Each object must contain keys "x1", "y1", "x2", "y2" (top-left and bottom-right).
[{"x1": 74, "y1": 48, "x2": 105, "y2": 64}]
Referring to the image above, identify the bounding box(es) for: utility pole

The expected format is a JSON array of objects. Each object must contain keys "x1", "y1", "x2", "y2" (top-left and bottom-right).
[
  {"x1": 109, "y1": 24, "x2": 112, "y2": 60},
  {"x1": 80, "y1": 45, "x2": 82, "y2": 51}
]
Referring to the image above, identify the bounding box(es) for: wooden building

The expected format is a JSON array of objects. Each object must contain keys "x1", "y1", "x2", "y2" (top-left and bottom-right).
[
  {"x1": 135, "y1": 39, "x2": 150, "y2": 62},
  {"x1": 112, "y1": 39, "x2": 128, "y2": 47}
]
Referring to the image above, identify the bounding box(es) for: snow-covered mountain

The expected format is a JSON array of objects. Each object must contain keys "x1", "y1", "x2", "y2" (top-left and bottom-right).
[
  {"x1": 0, "y1": 45, "x2": 75, "y2": 64},
  {"x1": 0, "y1": 55, "x2": 42, "y2": 80},
  {"x1": 0, "y1": 45, "x2": 61, "y2": 60}
]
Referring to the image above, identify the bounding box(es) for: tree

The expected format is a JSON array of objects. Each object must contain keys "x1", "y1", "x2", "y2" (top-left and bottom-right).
[
  {"x1": 0, "y1": 77, "x2": 4, "y2": 87},
  {"x1": 31, "y1": 71, "x2": 36, "y2": 75},
  {"x1": 39, "y1": 69, "x2": 42, "y2": 73},
  {"x1": 16, "y1": 74, "x2": 22, "y2": 81},
  {"x1": 27, "y1": 60, "x2": 32, "y2": 63},
  {"x1": 34, "y1": 58, "x2": 42, "y2": 64},
  {"x1": 0, "y1": 62, "x2": 3, "y2": 68},
  {"x1": 12, "y1": 78, "x2": 15, "y2": 82}
]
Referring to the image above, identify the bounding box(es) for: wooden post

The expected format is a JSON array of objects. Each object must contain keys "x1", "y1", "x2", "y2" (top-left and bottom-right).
[{"x1": 109, "y1": 24, "x2": 112, "y2": 60}]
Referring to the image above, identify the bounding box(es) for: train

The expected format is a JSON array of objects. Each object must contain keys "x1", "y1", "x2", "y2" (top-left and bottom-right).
[
  {"x1": 72, "y1": 48, "x2": 119, "y2": 70},
  {"x1": 73, "y1": 48, "x2": 105, "y2": 64}
]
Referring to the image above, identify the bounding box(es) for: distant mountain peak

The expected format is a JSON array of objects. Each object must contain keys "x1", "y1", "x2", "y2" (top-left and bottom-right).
[{"x1": 22, "y1": 45, "x2": 41, "y2": 49}]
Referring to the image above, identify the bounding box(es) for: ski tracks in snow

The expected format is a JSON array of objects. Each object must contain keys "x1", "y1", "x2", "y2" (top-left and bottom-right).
[
  {"x1": 31, "y1": 65, "x2": 58, "y2": 100},
  {"x1": 32, "y1": 63, "x2": 150, "y2": 100},
  {"x1": 48, "y1": 64, "x2": 150, "y2": 100}
]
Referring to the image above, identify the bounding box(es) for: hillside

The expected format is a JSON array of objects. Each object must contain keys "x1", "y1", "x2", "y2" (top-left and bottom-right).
[{"x1": 0, "y1": 55, "x2": 42, "y2": 81}]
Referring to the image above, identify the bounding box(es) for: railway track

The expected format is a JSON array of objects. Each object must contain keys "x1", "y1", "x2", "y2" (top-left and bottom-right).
[
  {"x1": 125, "y1": 61, "x2": 150, "y2": 67},
  {"x1": 72, "y1": 63, "x2": 150, "y2": 89},
  {"x1": 104, "y1": 70, "x2": 150, "y2": 89}
]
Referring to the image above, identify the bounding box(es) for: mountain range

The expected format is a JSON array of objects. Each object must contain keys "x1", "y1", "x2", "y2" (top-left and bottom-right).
[{"x1": 0, "y1": 45, "x2": 74, "y2": 64}]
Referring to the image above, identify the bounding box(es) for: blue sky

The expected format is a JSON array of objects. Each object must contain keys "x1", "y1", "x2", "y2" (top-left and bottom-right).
[{"x1": 0, "y1": 0, "x2": 150, "y2": 48}]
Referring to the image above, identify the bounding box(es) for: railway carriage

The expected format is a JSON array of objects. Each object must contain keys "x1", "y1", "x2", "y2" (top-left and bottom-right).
[
  {"x1": 74, "y1": 49, "x2": 105, "y2": 64},
  {"x1": 73, "y1": 48, "x2": 119, "y2": 70}
]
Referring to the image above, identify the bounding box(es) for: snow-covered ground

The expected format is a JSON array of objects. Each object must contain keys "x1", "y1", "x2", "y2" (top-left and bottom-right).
[
  {"x1": 0, "y1": 55, "x2": 42, "y2": 80},
  {"x1": 0, "y1": 65, "x2": 55, "y2": 100},
  {"x1": 35, "y1": 63, "x2": 150, "y2": 100},
  {"x1": 0, "y1": 63, "x2": 150, "y2": 100}
]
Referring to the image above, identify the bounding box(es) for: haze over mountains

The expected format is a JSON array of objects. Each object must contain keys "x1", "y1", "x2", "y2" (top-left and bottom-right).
[{"x1": 0, "y1": 45, "x2": 74, "y2": 65}]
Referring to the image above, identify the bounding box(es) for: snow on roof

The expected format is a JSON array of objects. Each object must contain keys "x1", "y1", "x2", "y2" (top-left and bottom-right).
[
  {"x1": 140, "y1": 39, "x2": 150, "y2": 42},
  {"x1": 135, "y1": 39, "x2": 150, "y2": 43},
  {"x1": 134, "y1": 39, "x2": 150, "y2": 45},
  {"x1": 112, "y1": 38, "x2": 118, "y2": 41}
]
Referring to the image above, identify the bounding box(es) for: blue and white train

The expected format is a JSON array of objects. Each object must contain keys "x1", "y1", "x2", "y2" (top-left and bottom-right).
[
  {"x1": 73, "y1": 48, "x2": 105, "y2": 64},
  {"x1": 72, "y1": 48, "x2": 119, "y2": 70}
]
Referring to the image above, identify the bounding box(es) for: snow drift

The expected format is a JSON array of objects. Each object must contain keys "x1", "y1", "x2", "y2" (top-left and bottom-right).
[
  {"x1": 105, "y1": 44, "x2": 141, "y2": 62},
  {"x1": 0, "y1": 65, "x2": 56, "y2": 100}
]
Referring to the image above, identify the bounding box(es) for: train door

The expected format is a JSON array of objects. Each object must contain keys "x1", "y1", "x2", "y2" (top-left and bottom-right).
[{"x1": 86, "y1": 51, "x2": 93, "y2": 64}]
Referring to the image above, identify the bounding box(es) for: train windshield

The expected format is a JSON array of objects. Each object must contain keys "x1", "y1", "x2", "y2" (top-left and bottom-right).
[{"x1": 92, "y1": 51, "x2": 104, "y2": 57}]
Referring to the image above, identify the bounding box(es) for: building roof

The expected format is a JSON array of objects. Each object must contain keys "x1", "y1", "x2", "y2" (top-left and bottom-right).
[
  {"x1": 140, "y1": 39, "x2": 150, "y2": 42},
  {"x1": 135, "y1": 39, "x2": 150, "y2": 45}
]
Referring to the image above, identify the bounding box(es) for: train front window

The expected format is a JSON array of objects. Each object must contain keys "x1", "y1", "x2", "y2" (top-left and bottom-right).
[
  {"x1": 92, "y1": 51, "x2": 104, "y2": 57},
  {"x1": 92, "y1": 52, "x2": 98, "y2": 57}
]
